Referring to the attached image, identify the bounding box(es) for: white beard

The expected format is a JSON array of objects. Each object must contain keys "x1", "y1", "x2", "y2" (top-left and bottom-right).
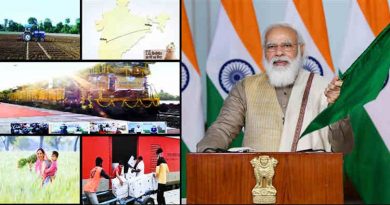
[{"x1": 264, "y1": 49, "x2": 303, "y2": 87}]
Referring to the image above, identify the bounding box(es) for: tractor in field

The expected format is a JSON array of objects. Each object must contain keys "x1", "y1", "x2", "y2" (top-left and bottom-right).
[{"x1": 22, "y1": 23, "x2": 45, "y2": 42}]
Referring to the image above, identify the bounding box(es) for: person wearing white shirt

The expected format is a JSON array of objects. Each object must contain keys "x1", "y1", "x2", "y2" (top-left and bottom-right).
[
  {"x1": 90, "y1": 123, "x2": 99, "y2": 133},
  {"x1": 131, "y1": 156, "x2": 144, "y2": 177},
  {"x1": 134, "y1": 124, "x2": 143, "y2": 134}
]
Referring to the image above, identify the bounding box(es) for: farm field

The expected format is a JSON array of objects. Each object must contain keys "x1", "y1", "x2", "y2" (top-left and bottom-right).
[
  {"x1": 0, "y1": 151, "x2": 80, "y2": 203},
  {"x1": 0, "y1": 34, "x2": 80, "y2": 60}
]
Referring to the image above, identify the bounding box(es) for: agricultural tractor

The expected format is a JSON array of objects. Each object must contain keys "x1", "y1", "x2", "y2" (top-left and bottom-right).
[{"x1": 22, "y1": 23, "x2": 45, "y2": 42}]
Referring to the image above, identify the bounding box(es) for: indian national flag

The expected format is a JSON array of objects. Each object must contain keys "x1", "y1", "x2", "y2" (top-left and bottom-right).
[
  {"x1": 339, "y1": 1, "x2": 390, "y2": 203},
  {"x1": 206, "y1": 0, "x2": 264, "y2": 147},
  {"x1": 284, "y1": 0, "x2": 335, "y2": 79},
  {"x1": 181, "y1": 1, "x2": 204, "y2": 154},
  {"x1": 181, "y1": 0, "x2": 204, "y2": 197},
  {"x1": 301, "y1": 1, "x2": 390, "y2": 203}
]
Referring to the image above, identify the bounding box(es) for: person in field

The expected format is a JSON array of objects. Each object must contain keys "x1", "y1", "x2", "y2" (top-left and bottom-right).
[
  {"x1": 30, "y1": 148, "x2": 50, "y2": 177},
  {"x1": 42, "y1": 151, "x2": 59, "y2": 186}
]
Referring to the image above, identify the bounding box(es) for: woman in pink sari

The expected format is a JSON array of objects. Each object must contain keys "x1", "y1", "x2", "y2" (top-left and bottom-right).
[{"x1": 31, "y1": 148, "x2": 50, "y2": 177}]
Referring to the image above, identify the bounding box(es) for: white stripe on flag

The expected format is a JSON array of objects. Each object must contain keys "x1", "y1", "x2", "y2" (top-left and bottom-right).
[
  {"x1": 206, "y1": 5, "x2": 261, "y2": 99},
  {"x1": 365, "y1": 82, "x2": 390, "y2": 151},
  {"x1": 182, "y1": 53, "x2": 204, "y2": 152},
  {"x1": 284, "y1": 1, "x2": 334, "y2": 79},
  {"x1": 338, "y1": 1, "x2": 375, "y2": 72}
]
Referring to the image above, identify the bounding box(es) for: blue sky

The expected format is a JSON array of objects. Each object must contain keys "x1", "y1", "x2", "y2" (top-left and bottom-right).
[{"x1": 0, "y1": 0, "x2": 80, "y2": 25}]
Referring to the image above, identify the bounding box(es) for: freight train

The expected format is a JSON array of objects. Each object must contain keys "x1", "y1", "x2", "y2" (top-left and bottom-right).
[{"x1": 1, "y1": 62, "x2": 162, "y2": 117}]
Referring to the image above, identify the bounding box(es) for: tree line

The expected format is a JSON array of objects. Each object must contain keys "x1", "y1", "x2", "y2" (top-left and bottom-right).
[
  {"x1": 159, "y1": 90, "x2": 179, "y2": 100},
  {"x1": 0, "y1": 17, "x2": 80, "y2": 34}
]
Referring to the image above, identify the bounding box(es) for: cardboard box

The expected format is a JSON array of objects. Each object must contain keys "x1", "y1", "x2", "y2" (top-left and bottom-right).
[
  {"x1": 128, "y1": 174, "x2": 157, "y2": 198},
  {"x1": 125, "y1": 172, "x2": 136, "y2": 181},
  {"x1": 146, "y1": 173, "x2": 158, "y2": 191},
  {"x1": 112, "y1": 177, "x2": 128, "y2": 199}
]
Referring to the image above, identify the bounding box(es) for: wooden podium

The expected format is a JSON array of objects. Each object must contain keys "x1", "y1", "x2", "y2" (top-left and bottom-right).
[{"x1": 187, "y1": 153, "x2": 343, "y2": 204}]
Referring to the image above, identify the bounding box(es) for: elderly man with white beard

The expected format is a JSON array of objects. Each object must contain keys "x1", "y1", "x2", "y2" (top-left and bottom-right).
[{"x1": 197, "y1": 23, "x2": 354, "y2": 153}]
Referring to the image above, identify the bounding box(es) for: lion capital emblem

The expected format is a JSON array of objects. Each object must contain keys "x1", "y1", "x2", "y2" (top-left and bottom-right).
[{"x1": 250, "y1": 155, "x2": 278, "y2": 204}]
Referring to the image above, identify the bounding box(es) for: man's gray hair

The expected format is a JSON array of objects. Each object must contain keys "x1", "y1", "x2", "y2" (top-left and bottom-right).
[{"x1": 263, "y1": 23, "x2": 305, "y2": 46}]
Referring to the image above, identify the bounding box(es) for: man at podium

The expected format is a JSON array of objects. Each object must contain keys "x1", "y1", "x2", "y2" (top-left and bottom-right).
[{"x1": 197, "y1": 23, "x2": 354, "y2": 153}]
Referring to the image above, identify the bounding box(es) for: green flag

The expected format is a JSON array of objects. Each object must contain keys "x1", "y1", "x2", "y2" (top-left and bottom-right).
[{"x1": 301, "y1": 23, "x2": 390, "y2": 137}]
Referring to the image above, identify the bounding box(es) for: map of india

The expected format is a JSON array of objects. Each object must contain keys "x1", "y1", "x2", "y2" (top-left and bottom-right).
[{"x1": 96, "y1": 0, "x2": 170, "y2": 59}]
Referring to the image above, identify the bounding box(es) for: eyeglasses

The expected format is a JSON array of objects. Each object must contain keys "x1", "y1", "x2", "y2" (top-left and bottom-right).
[{"x1": 265, "y1": 43, "x2": 298, "y2": 53}]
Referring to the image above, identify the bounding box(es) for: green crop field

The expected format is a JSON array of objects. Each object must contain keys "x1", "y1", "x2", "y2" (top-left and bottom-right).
[{"x1": 0, "y1": 151, "x2": 80, "y2": 203}]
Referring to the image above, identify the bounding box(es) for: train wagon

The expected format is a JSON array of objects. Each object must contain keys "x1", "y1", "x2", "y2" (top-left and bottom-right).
[{"x1": 3, "y1": 62, "x2": 161, "y2": 117}]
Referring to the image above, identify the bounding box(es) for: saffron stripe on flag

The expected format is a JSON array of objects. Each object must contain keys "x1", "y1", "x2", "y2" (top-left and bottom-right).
[{"x1": 284, "y1": 0, "x2": 335, "y2": 78}]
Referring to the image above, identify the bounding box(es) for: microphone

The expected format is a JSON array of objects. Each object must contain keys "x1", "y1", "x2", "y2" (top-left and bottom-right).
[
  {"x1": 202, "y1": 147, "x2": 254, "y2": 153},
  {"x1": 297, "y1": 149, "x2": 326, "y2": 152},
  {"x1": 202, "y1": 148, "x2": 228, "y2": 153}
]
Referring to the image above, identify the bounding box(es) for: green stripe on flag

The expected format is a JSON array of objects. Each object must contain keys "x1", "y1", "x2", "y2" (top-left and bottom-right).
[
  {"x1": 301, "y1": 24, "x2": 390, "y2": 138},
  {"x1": 181, "y1": 140, "x2": 189, "y2": 198},
  {"x1": 344, "y1": 107, "x2": 390, "y2": 204}
]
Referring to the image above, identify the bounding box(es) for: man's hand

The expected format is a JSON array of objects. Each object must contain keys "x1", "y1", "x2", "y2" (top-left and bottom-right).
[{"x1": 325, "y1": 76, "x2": 343, "y2": 104}]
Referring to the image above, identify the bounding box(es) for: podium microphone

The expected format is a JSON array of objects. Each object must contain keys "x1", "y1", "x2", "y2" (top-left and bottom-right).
[
  {"x1": 202, "y1": 148, "x2": 228, "y2": 153},
  {"x1": 202, "y1": 147, "x2": 255, "y2": 153}
]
